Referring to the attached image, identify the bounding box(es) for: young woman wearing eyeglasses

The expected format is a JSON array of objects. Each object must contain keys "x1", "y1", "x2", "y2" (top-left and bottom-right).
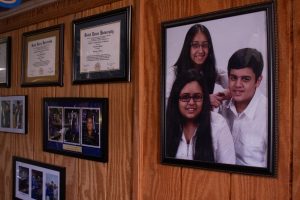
[
  {"x1": 166, "y1": 24, "x2": 230, "y2": 108},
  {"x1": 166, "y1": 69, "x2": 235, "y2": 163}
]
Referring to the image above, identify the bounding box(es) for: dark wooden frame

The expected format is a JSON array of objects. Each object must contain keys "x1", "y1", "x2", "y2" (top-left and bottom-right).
[
  {"x1": 13, "y1": 156, "x2": 66, "y2": 200},
  {"x1": 72, "y1": 6, "x2": 131, "y2": 84},
  {"x1": 161, "y1": 2, "x2": 277, "y2": 176},
  {"x1": 0, "y1": 36, "x2": 11, "y2": 88}
]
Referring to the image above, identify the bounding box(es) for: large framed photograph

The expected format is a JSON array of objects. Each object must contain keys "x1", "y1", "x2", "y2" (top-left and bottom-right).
[
  {"x1": 72, "y1": 6, "x2": 131, "y2": 84},
  {"x1": 43, "y1": 98, "x2": 108, "y2": 162},
  {"x1": 0, "y1": 95, "x2": 27, "y2": 134},
  {"x1": 21, "y1": 24, "x2": 64, "y2": 87},
  {"x1": 0, "y1": 36, "x2": 11, "y2": 88},
  {"x1": 13, "y1": 156, "x2": 65, "y2": 200},
  {"x1": 161, "y1": 2, "x2": 277, "y2": 176}
]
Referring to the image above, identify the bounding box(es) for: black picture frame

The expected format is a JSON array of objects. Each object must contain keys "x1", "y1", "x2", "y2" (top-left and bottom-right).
[
  {"x1": 21, "y1": 24, "x2": 64, "y2": 87},
  {"x1": 13, "y1": 156, "x2": 65, "y2": 200},
  {"x1": 72, "y1": 6, "x2": 131, "y2": 84},
  {"x1": 0, "y1": 95, "x2": 27, "y2": 134},
  {"x1": 0, "y1": 36, "x2": 11, "y2": 88},
  {"x1": 161, "y1": 2, "x2": 277, "y2": 176},
  {"x1": 43, "y1": 97, "x2": 109, "y2": 162}
]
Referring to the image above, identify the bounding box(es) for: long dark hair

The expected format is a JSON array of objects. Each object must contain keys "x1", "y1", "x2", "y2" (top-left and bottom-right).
[
  {"x1": 166, "y1": 69, "x2": 214, "y2": 162},
  {"x1": 174, "y1": 24, "x2": 217, "y2": 94}
]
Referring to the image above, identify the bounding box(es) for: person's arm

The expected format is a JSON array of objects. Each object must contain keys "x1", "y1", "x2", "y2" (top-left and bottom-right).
[{"x1": 210, "y1": 68, "x2": 232, "y2": 109}]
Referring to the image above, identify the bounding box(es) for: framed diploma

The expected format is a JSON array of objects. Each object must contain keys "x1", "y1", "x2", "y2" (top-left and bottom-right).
[
  {"x1": 72, "y1": 6, "x2": 131, "y2": 84},
  {"x1": 0, "y1": 36, "x2": 11, "y2": 88},
  {"x1": 21, "y1": 24, "x2": 64, "y2": 87}
]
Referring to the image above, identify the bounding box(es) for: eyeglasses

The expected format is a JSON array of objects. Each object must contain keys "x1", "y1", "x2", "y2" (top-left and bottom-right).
[
  {"x1": 190, "y1": 42, "x2": 209, "y2": 49},
  {"x1": 179, "y1": 93, "x2": 203, "y2": 102}
]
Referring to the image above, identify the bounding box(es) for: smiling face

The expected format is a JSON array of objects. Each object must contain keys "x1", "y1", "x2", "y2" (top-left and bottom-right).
[
  {"x1": 178, "y1": 81, "x2": 203, "y2": 121},
  {"x1": 229, "y1": 67, "x2": 262, "y2": 112},
  {"x1": 190, "y1": 31, "x2": 209, "y2": 67},
  {"x1": 86, "y1": 118, "x2": 93, "y2": 134}
]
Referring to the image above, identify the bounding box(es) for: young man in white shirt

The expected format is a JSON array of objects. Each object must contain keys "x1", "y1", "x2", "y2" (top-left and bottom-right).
[{"x1": 219, "y1": 48, "x2": 268, "y2": 167}]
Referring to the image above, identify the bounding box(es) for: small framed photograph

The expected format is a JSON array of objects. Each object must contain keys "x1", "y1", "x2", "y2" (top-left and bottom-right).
[
  {"x1": 21, "y1": 24, "x2": 64, "y2": 87},
  {"x1": 13, "y1": 156, "x2": 65, "y2": 200},
  {"x1": 0, "y1": 95, "x2": 27, "y2": 134},
  {"x1": 72, "y1": 6, "x2": 131, "y2": 84},
  {"x1": 43, "y1": 97, "x2": 108, "y2": 162},
  {"x1": 161, "y1": 2, "x2": 277, "y2": 176},
  {"x1": 0, "y1": 36, "x2": 11, "y2": 87}
]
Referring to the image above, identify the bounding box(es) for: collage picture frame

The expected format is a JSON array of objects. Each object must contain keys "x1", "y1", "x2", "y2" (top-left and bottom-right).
[
  {"x1": 13, "y1": 156, "x2": 65, "y2": 200},
  {"x1": 0, "y1": 95, "x2": 27, "y2": 134},
  {"x1": 43, "y1": 97, "x2": 109, "y2": 162}
]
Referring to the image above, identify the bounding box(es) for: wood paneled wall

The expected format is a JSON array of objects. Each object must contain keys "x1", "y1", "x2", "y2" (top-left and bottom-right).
[
  {"x1": 136, "y1": 0, "x2": 294, "y2": 200},
  {"x1": 0, "y1": 0, "x2": 298, "y2": 199},
  {"x1": 0, "y1": 1, "x2": 135, "y2": 200}
]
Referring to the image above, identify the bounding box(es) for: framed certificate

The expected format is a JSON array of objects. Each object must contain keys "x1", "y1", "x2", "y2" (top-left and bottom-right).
[
  {"x1": 0, "y1": 36, "x2": 11, "y2": 88},
  {"x1": 72, "y1": 6, "x2": 131, "y2": 84},
  {"x1": 21, "y1": 24, "x2": 64, "y2": 87}
]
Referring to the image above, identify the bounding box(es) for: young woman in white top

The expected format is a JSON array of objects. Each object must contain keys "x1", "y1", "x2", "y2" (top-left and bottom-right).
[
  {"x1": 166, "y1": 24, "x2": 229, "y2": 108},
  {"x1": 166, "y1": 69, "x2": 235, "y2": 164}
]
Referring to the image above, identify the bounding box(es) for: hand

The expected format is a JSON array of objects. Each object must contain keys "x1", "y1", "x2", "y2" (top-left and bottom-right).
[
  {"x1": 209, "y1": 89, "x2": 231, "y2": 108},
  {"x1": 220, "y1": 89, "x2": 231, "y2": 100},
  {"x1": 209, "y1": 93, "x2": 223, "y2": 108}
]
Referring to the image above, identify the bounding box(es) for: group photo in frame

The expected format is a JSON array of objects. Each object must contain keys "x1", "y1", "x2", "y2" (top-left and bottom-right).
[
  {"x1": 21, "y1": 24, "x2": 64, "y2": 87},
  {"x1": 0, "y1": 36, "x2": 11, "y2": 88},
  {"x1": 43, "y1": 98, "x2": 108, "y2": 162},
  {"x1": 0, "y1": 95, "x2": 27, "y2": 134},
  {"x1": 13, "y1": 156, "x2": 65, "y2": 200},
  {"x1": 161, "y1": 2, "x2": 277, "y2": 175},
  {"x1": 72, "y1": 6, "x2": 131, "y2": 84}
]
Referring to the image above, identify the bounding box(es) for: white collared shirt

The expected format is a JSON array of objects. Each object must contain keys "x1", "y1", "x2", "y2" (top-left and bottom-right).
[
  {"x1": 175, "y1": 112, "x2": 236, "y2": 164},
  {"x1": 219, "y1": 89, "x2": 268, "y2": 167}
]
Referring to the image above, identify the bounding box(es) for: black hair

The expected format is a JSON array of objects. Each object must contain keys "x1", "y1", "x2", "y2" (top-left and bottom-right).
[
  {"x1": 174, "y1": 24, "x2": 217, "y2": 94},
  {"x1": 86, "y1": 112, "x2": 94, "y2": 121},
  {"x1": 227, "y1": 48, "x2": 264, "y2": 80},
  {"x1": 166, "y1": 69, "x2": 214, "y2": 162}
]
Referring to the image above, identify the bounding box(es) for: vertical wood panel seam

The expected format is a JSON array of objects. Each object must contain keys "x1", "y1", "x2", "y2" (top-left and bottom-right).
[
  {"x1": 229, "y1": 173, "x2": 232, "y2": 200},
  {"x1": 290, "y1": 0, "x2": 295, "y2": 199},
  {"x1": 132, "y1": 0, "x2": 145, "y2": 199},
  {"x1": 180, "y1": 169, "x2": 183, "y2": 200}
]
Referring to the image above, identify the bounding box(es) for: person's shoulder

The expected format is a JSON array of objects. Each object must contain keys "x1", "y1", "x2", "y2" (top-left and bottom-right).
[
  {"x1": 210, "y1": 111, "x2": 227, "y2": 125},
  {"x1": 253, "y1": 89, "x2": 267, "y2": 110},
  {"x1": 210, "y1": 112, "x2": 231, "y2": 139},
  {"x1": 218, "y1": 99, "x2": 231, "y2": 113},
  {"x1": 258, "y1": 90, "x2": 267, "y2": 104}
]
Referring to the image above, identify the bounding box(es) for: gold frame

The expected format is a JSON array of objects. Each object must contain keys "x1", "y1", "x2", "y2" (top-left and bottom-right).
[{"x1": 21, "y1": 24, "x2": 64, "y2": 87}]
